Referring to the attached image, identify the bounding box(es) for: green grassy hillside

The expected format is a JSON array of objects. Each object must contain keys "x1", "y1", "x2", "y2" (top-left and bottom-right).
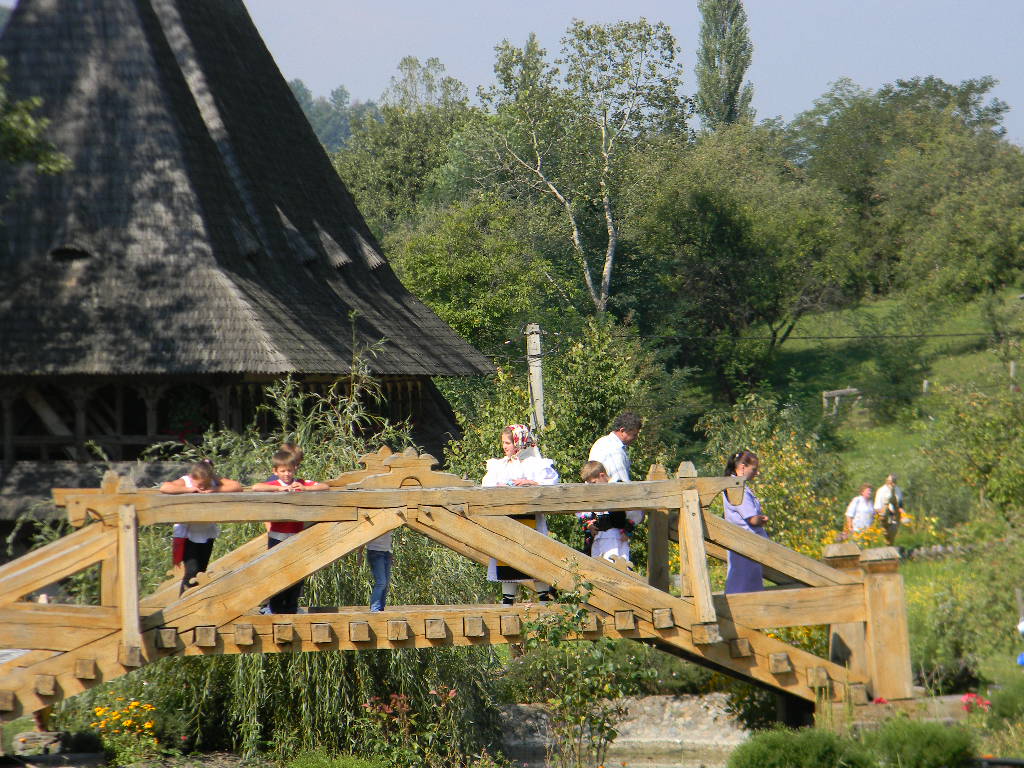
[{"x1": 767, "y1": 290, "x2": 1022, "y2": 519}]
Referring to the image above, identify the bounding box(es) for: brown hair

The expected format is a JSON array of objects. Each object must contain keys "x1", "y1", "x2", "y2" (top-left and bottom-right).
[
  {"x1": 724, "y1": 450, "x2": 758, "y2": 477},
  {"x1": 860, "y1": 482, "x2": 873, "y2": 493},
  {"x1": 272, "y1": 449, "x2": 296, "y2": 468},
  {"x1": 279, "y1": 442, "x2": 303, "y2": 465},
  {"x1": 580, "y1": 461, "x2": 608, "y2": 483},
  {"x1": 188, "y1": 458, "x2": 218, "y2": 486}
]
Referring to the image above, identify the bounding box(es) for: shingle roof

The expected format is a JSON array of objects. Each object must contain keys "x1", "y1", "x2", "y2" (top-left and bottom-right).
[{"x1": 0, "y1": 0, "x2": 492, "y2": 377}]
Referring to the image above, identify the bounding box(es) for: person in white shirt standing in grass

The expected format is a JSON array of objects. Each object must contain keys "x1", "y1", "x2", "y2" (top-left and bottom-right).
[{"x1": 844, "y1": 483, "x2": 876, "y2": 536}]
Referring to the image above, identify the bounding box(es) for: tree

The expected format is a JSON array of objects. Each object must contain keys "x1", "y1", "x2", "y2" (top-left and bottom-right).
[
  {"x1": 0, "y1": 57, "x2": 67, "y2": 176},
  {"x1": 383, "y1": 195, "x2": 578, "y2": 353},
  {"x1": 288, "y1": 78, "x2": 378, "y2": 152},
  {"x1": 333, "y1": 57, "x2": 473, "y2": 235},
  {"x1": 622, "y1": 124, "x2": 855, "y2": 395},
  {"x1": 476, "y1": 21, "x2": 688, "y2": 313},
  {"x1": 694, "y1": 0, "x2": 754, "y2": 130},
  {"x1": 381, "y1": 56, "x2": 468, "y2": 110}
]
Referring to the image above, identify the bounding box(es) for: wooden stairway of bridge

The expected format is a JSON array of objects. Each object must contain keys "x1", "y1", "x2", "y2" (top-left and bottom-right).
[{"x1": 0, "y1": 448, "x2": 911, "y2": 720}]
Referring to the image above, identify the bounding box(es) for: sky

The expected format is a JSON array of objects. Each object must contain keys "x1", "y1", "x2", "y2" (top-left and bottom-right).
[{"x1": 240, "y1": 0, "x2": 1024, "y2": 144}]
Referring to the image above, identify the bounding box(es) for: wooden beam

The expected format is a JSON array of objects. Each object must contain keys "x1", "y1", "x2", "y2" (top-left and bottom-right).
[
  {"x1": 116, "y1": 505, "x2": 142, "y2": 667},
  {"x1": 680, "y1": 489, "x2": 717, "y2": 626},
  {"x1": 0, "y1": 523, "x2": 114, "y2": 605},
  {"x1": 56, "y1": 476, "x2": 747, "y2": 527},
  {"x1": 712, "y1": 584, "x2": 865, "y2": 629}
]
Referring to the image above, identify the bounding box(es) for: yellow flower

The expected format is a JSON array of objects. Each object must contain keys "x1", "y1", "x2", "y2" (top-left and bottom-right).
[
  {"x1": 144, "y1": 722, "x2": 154, "y2": 729},
  {"x1": 122, "y1": 719, "x2": 133, "y2": 726}
]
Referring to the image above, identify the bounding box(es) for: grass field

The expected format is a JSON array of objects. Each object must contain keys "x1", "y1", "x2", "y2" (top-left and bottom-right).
[{"x1": 764, "y1": 290, "x2": 1023, "y2": 514}]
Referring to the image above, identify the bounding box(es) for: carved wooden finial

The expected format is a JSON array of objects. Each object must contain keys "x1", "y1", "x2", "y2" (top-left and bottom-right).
[
  {"x1": 646, "y1": 464, "x2": 669, "y2": 481},
  {"x1": 100, "y1": 470, "x2": 121, "y2": 494},
  {"x1": 676, "y1": 461, "x2": 697, "y2": 478}
]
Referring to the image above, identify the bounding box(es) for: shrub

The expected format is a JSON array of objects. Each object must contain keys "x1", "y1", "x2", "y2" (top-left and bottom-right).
[
  {"x1": 287, "y1": 752, "x2": 386, "y2": 768},
  {"x1": 863, "y1": 717, "x2": 976, "y2": 768},
  {"x1": 727, "y1": 726, "x2": 875, "y2": 768}
]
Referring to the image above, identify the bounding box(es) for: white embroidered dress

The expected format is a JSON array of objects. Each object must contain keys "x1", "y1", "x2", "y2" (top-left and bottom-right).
[{"x1": 482, "y1": 450, "x2": 558, "y2": 583}]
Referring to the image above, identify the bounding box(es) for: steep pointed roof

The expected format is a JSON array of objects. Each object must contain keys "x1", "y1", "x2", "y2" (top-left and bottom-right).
[{"x1": 0, "y1": 0, "x2": 491, "y2": 377}]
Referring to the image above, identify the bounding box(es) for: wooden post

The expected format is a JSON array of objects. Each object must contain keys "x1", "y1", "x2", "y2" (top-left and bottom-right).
[
  {"x1": 525, "y1": 323, "x2": 545, "y2": 431},
  {"x1": 679, "y1": 488, "x2": 718, "y2": 637},
  {"x1": 101, "y1": 556, "x2": 118, "y2": 606},
  {"x1": 861, "y1": 547, "x2": 913, "y2": 700},
  {"x1": 823, "y1": 541, "x2": 867, "y2": 679},
  {"x1": 646, "y1": 464, "x2": 670, "y2": 591},
  {"x1": 117, "y1": 504, "x2": 143, "y2": 667}
]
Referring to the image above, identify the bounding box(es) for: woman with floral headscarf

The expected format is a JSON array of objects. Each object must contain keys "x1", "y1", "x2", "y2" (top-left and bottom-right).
[{"x1": 482, "y1": 424, "x2": 559, "y2": 604}]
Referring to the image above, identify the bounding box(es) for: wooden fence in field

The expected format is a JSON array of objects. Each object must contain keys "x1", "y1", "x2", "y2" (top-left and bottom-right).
[{"x1": 0, "y1": 447, "x2": 912, "y2": 720}]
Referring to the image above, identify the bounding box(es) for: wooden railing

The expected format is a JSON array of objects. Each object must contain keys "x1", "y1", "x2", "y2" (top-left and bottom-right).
[{"x1": 0, "y1": 447, "x2": 912, "y2": 720}]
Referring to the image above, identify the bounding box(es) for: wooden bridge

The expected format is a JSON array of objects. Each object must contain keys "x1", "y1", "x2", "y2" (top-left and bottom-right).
[{"x1": 0, "y1": 448, "x2": 912, "y2": 721}]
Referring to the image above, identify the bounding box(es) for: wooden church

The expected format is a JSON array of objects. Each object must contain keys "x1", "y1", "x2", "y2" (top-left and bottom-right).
[{"x1": 0, "y1": 0, "x2": 491, "y2": 515}]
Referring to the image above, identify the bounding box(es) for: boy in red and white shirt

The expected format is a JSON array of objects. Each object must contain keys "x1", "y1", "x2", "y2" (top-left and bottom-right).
[{"x1": 252, "y1": 449, "x2": 328, "y2": 613}]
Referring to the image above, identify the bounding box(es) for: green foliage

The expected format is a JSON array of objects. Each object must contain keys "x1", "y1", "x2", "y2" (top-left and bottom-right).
[
  {"x1": 385, "y1": 195, "x2": 579, "y2": 353},
  {"x1": 698, "y1": 393, "x2": 845, "y2": 557},
  {"x1": 55, "y1": 368, "x2": 504, "y2": 760},
  {"x1": 695, "y1": 0, "x2": 754, "y2": 130},
  {"x1": 0, "y1": 56, "x2": 69, "y2": 176},
  {"x1": 477, "y1": 19, "x2": 688, "y2": 312},
  {"x1": 444, "y1": 319, "x2": 692, "y2": 547},
  {"x1": 333, "y1": 59, "x2": 474, "y2": 236},
  {"x1": 925, "y1": 385, "x2": 1024, "y2": 523},
  {"x1": 851, "y1": 304, "x2": 932, "y2": 418},
  {"x1": 288, "y1": 79, "x2": 377, "y2": 152},
  {"x1": 497, "y1": 639, "x2": 711, "y2": 703},
  {"x1": 519, "y1": 578, "x2": 654, "y2": 768},
  {"x1": 727, "y1": 726, "x2": 875, "y2": 768},
  {"x1": 863, "y1": 717, "x2": 976, "y2": 768},
  {"x1": 287, "y1": 753, "x2": 386, "y2": 768},
  {"x1": 624, "y1": 123, "x2": 856, "y2": 391}
]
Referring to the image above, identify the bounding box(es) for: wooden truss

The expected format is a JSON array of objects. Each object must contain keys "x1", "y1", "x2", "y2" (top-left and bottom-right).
[{"x1": 0, "y1": 447, "x2": 912, "y2": 720}]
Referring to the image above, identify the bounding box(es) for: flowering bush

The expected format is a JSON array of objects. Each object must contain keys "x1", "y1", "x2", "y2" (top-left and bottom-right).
[
  {"x1": 961, "y1": 692, "x2": 991, "y2": 713},
  {"x1": 89, "y1": 694, "x2": 168, "y2": 764}
]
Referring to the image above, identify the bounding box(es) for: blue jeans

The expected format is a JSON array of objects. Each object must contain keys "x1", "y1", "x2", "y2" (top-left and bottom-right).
[{"x1": 367, "y1": 549, "x2": 392, "y2": 612}]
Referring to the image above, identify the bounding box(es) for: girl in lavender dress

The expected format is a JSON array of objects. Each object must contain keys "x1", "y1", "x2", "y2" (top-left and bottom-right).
[{"x1": 722, "y1": 450, "x2": 769, "y2": 594}]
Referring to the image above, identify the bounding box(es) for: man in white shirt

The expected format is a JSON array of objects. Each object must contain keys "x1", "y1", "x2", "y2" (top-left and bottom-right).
[
  {"x1": 874, "y1": 473, "x2": 905, "y2": 545},
  {"x1": 844, "y1": 483, "x2": 876, "y2": 533},
  {"x1": 588, "y1": 411, "x2": 642, "y2": 483}
]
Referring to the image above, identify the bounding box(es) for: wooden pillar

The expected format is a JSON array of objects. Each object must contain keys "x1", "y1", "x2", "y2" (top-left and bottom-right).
[
  {"x1": 861, "y1": 547, "x2": 913, "y2": 700},
  {"x1": 1, "y1": 390, "x2": 15, "y2": 466},
  {"x1": 101, "y1": 555, "x2": 118, "y2": 607},
  {"x1": 679, "y1": 488, "x2": 719, "y2": 642},
  {"x1": 646, "y1": 464, "x2": 670, "y2": 591},
  {"x1": 139, "y1": 386, "x2": 162, "y2": 438},
  {"x1": 823, "y1": 540, "x2": 867, "y2": 678},
  {"x1": 117, "y1": 504, "x2": 143, "y2": 667},
  {"x1": 69, "y1": 387, "x2": 90, "y2": 462}
]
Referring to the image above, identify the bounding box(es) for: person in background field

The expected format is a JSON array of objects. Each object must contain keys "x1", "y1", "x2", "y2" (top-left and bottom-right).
[
  {"x1": 160, "y1": 459, "x2": 243, "y2": 594},
  {"x1": 252, "y1": 449, "x2": 329, "y2": 614},
  {"x1": 578, "y1": 460, "x2": 643, "y2": 564},
  {"x1": 874, "y1": 473, "x2": 905, "y2": 545},
  {"x1": 845, "y1": 483, "x2": 876, "y2": 535},
  {"x1": 588, "y1": 411, "x2": 642, "y2": 484},
  {"x1": 482, "y1": 424, "x2": 559, "y2": 604},
  {"x1": 722, "y1": 450, "x2": 769, "y2": 594}
]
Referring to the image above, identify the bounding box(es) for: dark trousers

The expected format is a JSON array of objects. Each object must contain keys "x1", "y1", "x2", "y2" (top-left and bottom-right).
[
  {"x1": 267, "y1": 535, "x2": 304, "y2": 614},
  {"x1": 180, "y1": 539, "x2": 214, "y2": 595}
]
